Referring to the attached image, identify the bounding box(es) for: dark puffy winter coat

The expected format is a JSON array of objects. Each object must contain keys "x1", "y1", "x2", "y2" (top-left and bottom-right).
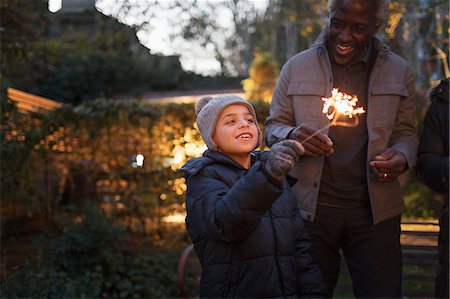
[
  {"x1": 180, "y1": 150, "x2": 326, "y2": 298},
  {"x1": 416, "y1": 78, "x2": 449, "y2": 299},
  {"x1": 416, "y1": 78, "x2": 449, "y2": 194}
]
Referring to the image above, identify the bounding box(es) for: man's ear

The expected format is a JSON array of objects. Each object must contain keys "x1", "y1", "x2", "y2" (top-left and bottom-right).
[{"x1": 374, "y1": 22, "x2": 382, "y2": 33}]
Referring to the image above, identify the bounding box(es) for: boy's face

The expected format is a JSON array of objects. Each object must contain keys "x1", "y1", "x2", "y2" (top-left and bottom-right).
[{"x1": 213, "y1": 104, "x2": 259, "y2": 159}]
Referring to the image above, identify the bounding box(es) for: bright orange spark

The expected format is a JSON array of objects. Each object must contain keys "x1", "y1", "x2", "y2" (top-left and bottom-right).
[{"x1": 322, "y1": 88, "x2": 365, "y2": 121}]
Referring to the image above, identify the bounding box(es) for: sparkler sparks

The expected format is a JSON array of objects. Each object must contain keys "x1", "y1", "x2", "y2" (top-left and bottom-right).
[
  {"x1": 322, "y1": 88, "x2": 365, "y2": 122},
  {"x1": 301, "y1": 88, "x2": 365, "y2": 144}
]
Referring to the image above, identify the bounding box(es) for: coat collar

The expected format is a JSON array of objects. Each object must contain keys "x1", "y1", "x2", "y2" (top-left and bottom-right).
[
  {"x1": 429, "y1": 78, "x2": 449, "y2": 103},
  {"x1": 179, "y1": 150, "x2": 267, "y2": 178},
  {"x1": 179, "y1": 150, "x2": 298, "y2": 187}
]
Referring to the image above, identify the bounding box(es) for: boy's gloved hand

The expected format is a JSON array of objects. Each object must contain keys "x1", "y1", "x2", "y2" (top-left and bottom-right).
[{"x1": 264, "y1": 139, "x2": 305, "y2": 182}]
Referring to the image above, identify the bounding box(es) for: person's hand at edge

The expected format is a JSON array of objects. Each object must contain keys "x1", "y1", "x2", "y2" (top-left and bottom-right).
[{"x1": 369, "y1": 148, "x2": 407, "y2": 182}]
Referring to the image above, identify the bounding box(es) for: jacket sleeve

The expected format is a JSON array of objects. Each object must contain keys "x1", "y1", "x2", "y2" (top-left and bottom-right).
[
  {"x1": 293, "y1": 207, "x2": 327, "y2": 297},
  {"x1": 416, "y1": 100, "x2": 449, "y2": 194},
  {"x1": 185, "y1": 161, "x2": 283, "y2": 243},
  {"x1": 265, "y1": 62, "x2": 297, "y2": 147},
  {"x1": 389, "y1": 68, "x2": 419, "y2": 169}
]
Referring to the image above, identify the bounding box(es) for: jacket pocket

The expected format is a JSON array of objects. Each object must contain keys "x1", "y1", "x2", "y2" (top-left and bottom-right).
[
  {"x1": 370, "y1": 83, "x2": 408, "y2": 128},
  {"x1": 287, "y1": 82, "x2": 327, "y2": 126}
]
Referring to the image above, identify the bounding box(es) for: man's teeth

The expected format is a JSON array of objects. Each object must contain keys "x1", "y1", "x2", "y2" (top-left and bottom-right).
[{"x1": 337, "y1": 44, "x2": 351, "y2": 51}]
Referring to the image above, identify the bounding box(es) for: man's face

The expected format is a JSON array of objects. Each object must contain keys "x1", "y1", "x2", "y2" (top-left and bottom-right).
[{"x1": 329, "y1": 0, "x2": 380, "y2": 65}]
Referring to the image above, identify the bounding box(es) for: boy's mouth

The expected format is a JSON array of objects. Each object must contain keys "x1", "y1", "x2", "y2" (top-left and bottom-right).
[{"x1": 236, "y1": 133, "x2": 253, "y2": 139}]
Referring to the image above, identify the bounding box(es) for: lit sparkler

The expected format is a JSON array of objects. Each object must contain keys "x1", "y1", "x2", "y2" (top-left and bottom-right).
[{"x1": 301, "y1": 88, "x2": 365, "y2": 144}]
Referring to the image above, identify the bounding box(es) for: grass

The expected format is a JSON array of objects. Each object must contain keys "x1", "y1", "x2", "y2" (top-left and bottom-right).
[
  {"x1": 333, "y1": 218, "x2": 439, "y2": 298},
  {"x1": 333, "y1": 262, "x2": 437, "y2": 298}
]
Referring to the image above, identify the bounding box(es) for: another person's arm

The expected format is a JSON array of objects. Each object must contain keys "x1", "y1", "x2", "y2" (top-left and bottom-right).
[
  {"x1": 265, "y1": 63, "x2": 333, "y2": 157},
  {"x1": 416, "y1": 100, "x2": 449, "y2": 193}
]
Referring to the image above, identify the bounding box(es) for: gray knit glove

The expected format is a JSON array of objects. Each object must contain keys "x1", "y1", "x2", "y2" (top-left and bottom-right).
[{"x1": 264, "y1": 139, "x2": 305, "y2": 182}]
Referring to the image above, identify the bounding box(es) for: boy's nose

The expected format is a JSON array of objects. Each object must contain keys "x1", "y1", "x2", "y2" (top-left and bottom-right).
[{"x1": 238, "y1": 119, "x2": 250, "y2": 127}]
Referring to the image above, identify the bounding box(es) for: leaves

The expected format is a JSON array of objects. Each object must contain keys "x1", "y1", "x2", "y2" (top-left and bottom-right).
[
  {"x1": 1, "y1": 203, "x2": 182, "y2": 298},
  {"x1": 242, "y1": 51, "x2": 279, "y2": 103}
]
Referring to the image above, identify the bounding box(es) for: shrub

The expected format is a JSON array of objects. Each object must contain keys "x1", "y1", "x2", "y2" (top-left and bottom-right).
[
  {"x1": 403, "y1": 177, "x2": 441, "y2": 219},
  {"x1": 242, "y1": 51, "x2": 279, "y2": 103},
  {"x1": 1, "y1": 203, "x2": 182, "y2": 298}
]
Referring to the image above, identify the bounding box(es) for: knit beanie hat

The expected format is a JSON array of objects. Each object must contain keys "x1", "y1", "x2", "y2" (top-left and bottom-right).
[{"x1": 195, "y1": 94, "x2": 262, "y2": 151}]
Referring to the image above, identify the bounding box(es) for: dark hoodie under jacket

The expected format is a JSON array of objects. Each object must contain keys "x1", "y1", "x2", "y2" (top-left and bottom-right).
[{"x1": 180, "y1": 150, "x2": 326, "y2": 298}]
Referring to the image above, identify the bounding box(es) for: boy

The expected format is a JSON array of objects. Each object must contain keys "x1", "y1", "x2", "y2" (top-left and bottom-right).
[{"x1": 180, "y1": 95, "x2": 326, "y2": 298}]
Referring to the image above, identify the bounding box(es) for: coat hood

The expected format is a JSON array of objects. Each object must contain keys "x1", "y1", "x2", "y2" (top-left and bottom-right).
[
  {"x1": 180, "y1": 150, "x2": 298, "y2": 186},
  {"x1": 429, "y1": 78, "x2": 449, "y2": 103},
  {"x1": 179, "y1": 150, "x2": 270, "y2": 178}
]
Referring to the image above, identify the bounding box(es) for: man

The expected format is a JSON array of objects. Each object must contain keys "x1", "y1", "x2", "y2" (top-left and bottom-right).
[
  {"x1": 415, "y1": 78, "x2": 449, "y2": 299},
  {"x1": 265, "y1": 0, "x2": 418, "y2": 298}
]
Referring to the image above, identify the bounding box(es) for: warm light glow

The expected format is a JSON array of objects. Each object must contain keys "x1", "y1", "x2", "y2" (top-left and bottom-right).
[
  {"x1": 172, "y1": 145, "x2": 186, "y2": 166},
  {"x1": 136, "y1": 154, "x2": 144, "y2": 167},
  {"x1": 132, "y1": 153, "x2": 145, "y2": 168},
  {"x1": 171, "y1": 177, "x2": 187, "y2": 196},
  {"x1": 322, "y1": 88, "x2": 365, "y2": 121},
  {"x1": 302, "y1": 89, "x2": 365, "y2": 144},
  {"x1": 166, "y1": 126, "x2": 207, "y2": 171},
  {"x1": 161, "y1": 211, "x2": 186, "y2": 224},
  {"x1": 48, "y1": 0, "x2": 62, "y2": 13}
]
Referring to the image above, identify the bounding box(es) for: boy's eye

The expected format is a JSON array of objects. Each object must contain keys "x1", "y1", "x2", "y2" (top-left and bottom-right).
[
  {"x1": 225, "y1": 119, "x2": 235, "y2": 125},
  {"x1": 247, "y1": 118, "x2": 254, "y2": 123}
]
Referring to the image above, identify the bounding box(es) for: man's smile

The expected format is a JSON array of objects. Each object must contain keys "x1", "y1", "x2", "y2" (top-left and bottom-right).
[{"x1": 335, "y1": 42, "x2": 354, "y2": 56}]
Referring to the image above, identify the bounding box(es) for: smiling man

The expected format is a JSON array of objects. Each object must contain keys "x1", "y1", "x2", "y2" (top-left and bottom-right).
[{"x1": 265, "y1": 0, "x2": 418, "y2": 298}]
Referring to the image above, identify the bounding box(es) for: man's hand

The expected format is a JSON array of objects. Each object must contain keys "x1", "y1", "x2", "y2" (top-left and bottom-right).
[
  {"x1": 369, "y1": 148, "x2": 407, "y2": 182},
  {"x1": 288, "y1": 124, "x2": 334, "y2": 157},
  {"x1": 264, "y1": 139, "x2": 305, "y2": 182}
]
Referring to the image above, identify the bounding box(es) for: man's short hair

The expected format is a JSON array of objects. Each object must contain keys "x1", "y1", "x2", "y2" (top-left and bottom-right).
[{"x1": 327, "y1": 0, "x2": 391, "y2": 28}]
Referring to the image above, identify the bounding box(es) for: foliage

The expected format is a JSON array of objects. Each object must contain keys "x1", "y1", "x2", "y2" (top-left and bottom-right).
[
  {"x1": 1, "y1": 203, "x2": 183, "y2": 298},
  {"x1": 386, "y1": 0, "x2": 449, "y2": 84},
  {"x1": 1, "y1": 98, "x2": 203, "y2": 237},
  {"x1": 0, "y1": 95, "x2": 73, "y2": 225},
  {"x1": 0, "y1": 1, "x2": 196, "y2": 104},
  {"x1": 0, "y1": 0, "x2": 50, "y2": 77},
  {"x1": 242, "y1": 51, "x2": 279, "y2": 103},
  {"x1": 99, "y1": 0, "x2": 448, "y2": 84},
  {"x1": 403, "y1": 176, "x2": 441, "y2": 219},
  {"x1": 26, "y1": 37, "x2": 184, "y2": 104},
  {"x1": 97, "y1": 0, "x2": 267, "y2": 76},
  {"x1": 254, "y1": 0, "x2": 328, "y2": 64}
]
